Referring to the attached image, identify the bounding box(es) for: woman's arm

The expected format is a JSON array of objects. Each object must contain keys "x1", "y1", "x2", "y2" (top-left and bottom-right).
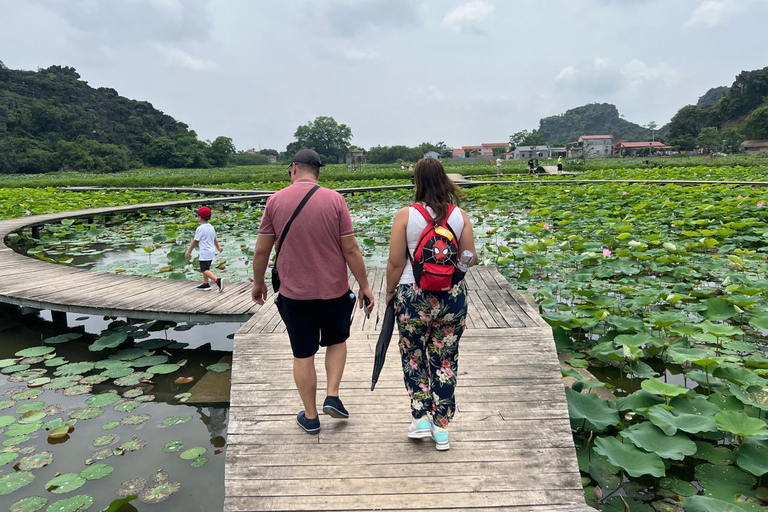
[
  {"x1": 385, "y1": 207, "x2": 410, "y2": 304},
  {"x1": 458, "y1": 209, "x2": 477, "y2": 267}
]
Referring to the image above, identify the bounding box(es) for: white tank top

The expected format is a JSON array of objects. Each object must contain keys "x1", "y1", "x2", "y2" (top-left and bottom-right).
[{"x1": 399, "y1": 204, "x2": 465, "y2": 285}]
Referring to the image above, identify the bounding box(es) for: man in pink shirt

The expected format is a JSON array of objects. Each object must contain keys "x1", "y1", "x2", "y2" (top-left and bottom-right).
[{"x1": 252, "y1": 149, "x2": 374, "y2": 434}]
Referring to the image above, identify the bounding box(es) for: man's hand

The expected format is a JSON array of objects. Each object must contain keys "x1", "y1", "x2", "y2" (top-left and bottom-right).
[
  {"x1": 184, "y1": 250, "x2": 191, "y2": 259},
  {"x1": 358, "y1": 285, "x2": 374, "y2": 316},
  {"x1": 252, "y1": 281, "x2": 268, "y2": 305}
]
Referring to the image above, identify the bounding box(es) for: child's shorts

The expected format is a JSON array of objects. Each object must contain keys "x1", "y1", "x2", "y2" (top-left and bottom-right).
[{"x1": 199, "y1": 260, "x2": 212, "y2": 273}]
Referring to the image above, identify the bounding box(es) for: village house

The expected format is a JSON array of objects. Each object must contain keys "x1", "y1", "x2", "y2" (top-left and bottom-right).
[
  {"x1": 345, "y1": 147, "x2": 367, "y2": 164},
  {"x1": 741, "y1": 140, "x2": 768, "y2": 154},
  {"x1": 512, "y1": 145, "x2": 550, "y2": 160},
  {"x1": 568, "y1": 135, "x2": 614, "y2": 159},
  {"x1": 613, "y1": 140, "x2": 673, "y2": 157},
  {"x1": 423, "y1": 150, "x2": 440, "y2": 159}
]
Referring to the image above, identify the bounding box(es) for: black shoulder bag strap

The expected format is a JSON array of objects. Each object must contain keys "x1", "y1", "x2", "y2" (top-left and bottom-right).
[{"x1": 274, "y1": 185, "x2": 320, "y2": 266}]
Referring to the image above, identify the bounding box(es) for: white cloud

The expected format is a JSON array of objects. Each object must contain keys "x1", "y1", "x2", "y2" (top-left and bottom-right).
[
  {"x1": 593, "y1": 57, "x2": 610, "y2": 69},
  {"x1": 685, "y1": 0, "x2": 743, "y2": 28},
  {"x1": 342, "y1": 47, "x2": 377, "y2": 62},
  {"x1": 154, "y1": 44, "x2": 217, "y2": 71},
  {"x1": 554, "y1": 57, "x2": 681, "y2": 99},
  {"x1": 443, "y1": 0, "x2": 495, "y2": 33},
  {"x1": 555, "y1": 65, "x2": 577, "y2": 82},
  {"x1": 620, "y1": 59, "x2": 681, "y2": 89}
]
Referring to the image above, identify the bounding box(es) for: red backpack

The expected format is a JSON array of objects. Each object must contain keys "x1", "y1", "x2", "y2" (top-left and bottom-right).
[{"x1": 408, "y1": 203, "x2": 460, "y2": 292}]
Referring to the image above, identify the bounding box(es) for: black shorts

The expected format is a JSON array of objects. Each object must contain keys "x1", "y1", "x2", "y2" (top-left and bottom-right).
[
  {"x1": 277, "y1": 290, "x2": 355, "y2": 359},
  {"x1": 199, "y1": 260, "x2": 212, "y2": 273}
]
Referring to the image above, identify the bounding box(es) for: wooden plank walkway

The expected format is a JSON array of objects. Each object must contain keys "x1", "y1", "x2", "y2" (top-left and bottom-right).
[
  {"x1": 0, "y1": 196, "x2": 268, "y2": 322},
  {"x1": 227, "y1": 266, "x2": 590, "y2": 512}
]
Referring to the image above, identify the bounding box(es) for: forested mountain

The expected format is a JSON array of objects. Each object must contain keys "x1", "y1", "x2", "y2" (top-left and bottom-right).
[
  {"x1": 0, "y1": 62, "x2": 233, "y2": 173},
  {"x1": 536, "y1": 103, "x2": 653, "y2": 145},
  {"x1": 697, "y1": 86, "x2": 729, "y2": 109},
  {"x1": 666, "y1": 66, "x2": 768, "y2": 150}
]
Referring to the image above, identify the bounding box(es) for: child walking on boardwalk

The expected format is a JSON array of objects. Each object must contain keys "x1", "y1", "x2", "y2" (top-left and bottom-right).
[{"x1": 185, "y1": 206, "x2": 224, "y2": 292}]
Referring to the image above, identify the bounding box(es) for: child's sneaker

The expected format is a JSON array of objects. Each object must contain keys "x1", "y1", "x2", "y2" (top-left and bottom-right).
[
  {"x1": 196, "y1": 283, "x2": 212, "y2": 291},
  {"x1": 430, "y1": 422, "x2": 450, "y2": 451},
  {"x1": 407, "y1": 416, "x2": 431, "y2": 439},
  {"x1": 216, "y1": 278, "x2": 224, "y2": 292}
]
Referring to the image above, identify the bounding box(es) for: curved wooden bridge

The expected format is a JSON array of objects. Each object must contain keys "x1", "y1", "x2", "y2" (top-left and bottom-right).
[{"x1": 0, "y1": 188, "x2": 592, "y2": 511}]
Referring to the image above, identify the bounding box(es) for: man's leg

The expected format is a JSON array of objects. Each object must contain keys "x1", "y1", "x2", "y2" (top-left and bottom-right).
[
  {"x1": 294, "y1": 355, "x2": 318, "y2": 419},
  {"x1": 325, "y1": 342, "x2": 347, "y2": 397}
]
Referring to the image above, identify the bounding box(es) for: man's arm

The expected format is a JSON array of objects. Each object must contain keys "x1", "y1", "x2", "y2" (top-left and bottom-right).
[
  {"x1": 251, "y1": 233, "x2": 275, "y2": 304},
  {"x1": 340, "y1": 235, "x2": 374, "y2": 314}
]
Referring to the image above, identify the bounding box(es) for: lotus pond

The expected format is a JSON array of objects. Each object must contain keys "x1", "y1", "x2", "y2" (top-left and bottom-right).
[{"x1": 0, "y1": 305, "x2": 236, "y2": 511}]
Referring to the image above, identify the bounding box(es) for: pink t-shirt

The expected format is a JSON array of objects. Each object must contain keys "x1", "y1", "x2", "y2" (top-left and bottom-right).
[{"x1": 258, "y1": 179, "x2": 354, "y2": 300}]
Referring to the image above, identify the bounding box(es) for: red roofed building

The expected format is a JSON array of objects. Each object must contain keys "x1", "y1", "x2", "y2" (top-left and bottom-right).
[
  {"x1": 613, "y1": 140, "x2": 672, "y2": 157},
  {"x1": 453, "y1": 148, "x2": 466, "y2": 158}
]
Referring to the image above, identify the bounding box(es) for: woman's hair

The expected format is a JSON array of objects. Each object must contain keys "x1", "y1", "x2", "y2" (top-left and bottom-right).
[{"x1": 413, "y1": 158, "x2": 461, "y2": 220}]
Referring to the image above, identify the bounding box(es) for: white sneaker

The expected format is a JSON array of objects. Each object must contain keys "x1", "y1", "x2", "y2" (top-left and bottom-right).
[
  {"x1": 407, "y1": 416, "x2": 432, "y2": 439},
  {"x1": 430, "y1": 422, "x2": 450, "y2": 451}
]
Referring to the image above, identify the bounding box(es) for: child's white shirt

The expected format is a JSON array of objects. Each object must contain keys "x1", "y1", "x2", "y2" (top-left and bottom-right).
[{"x1": 194, "y1": 223, "x2": 217, "y2": 261}]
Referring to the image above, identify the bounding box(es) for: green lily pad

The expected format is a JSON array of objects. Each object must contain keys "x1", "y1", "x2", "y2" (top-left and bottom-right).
[
  {"x1": 146, "y1": 364, "x2": 180, "y2": 375},
  {"x1": 110, "y1": 348, "x2": 149, "y2": 361},
  {"x1": 602, "y1": 496, "x2": 654, "y2": 512},
  {"x1": 54, "y1": 362, "x2": 95, "y2": 376},
  {"x1": 101, "y1": 422, "x2": 120, "y2": 431},
  {"x1": 132, "y1": 355, "x2": 168, "y2": 367},
  {"x1": 117, "y1": 478, "x2": 146, "y2": 497},
  {"x1": 6, "y1": 421, "x2": 42, "y2": 436},
  {"x1": 89, "y1": 448, "x2": 113, "y2": 461},
  {"x1": 2, "y1": 364, "x2": 31, "y2": 374},
  {"x1": 684, "y1": 495, "x2": 750, "y2": 512},
  {"x1": 79, "y1": 463, "x2": 114, "y2": 481},
  {"x1": 9, "y1": 495, "x2": 48, "y2": 512},
  {"x1": 0, "y1": 415, "x2": 16, "y2": 427},
  {"x1": 695, "y1": 463, "x2": 757, "y2": 504},
  {"x1": 729, "y1": 384, "x2": 768, "y2": 412},
  {"x1": 100, "y1": 367, "x2": 133, "y2": 379},
  {"x1": 737, "y1": 438, "x2": 768, "y2": 477},
  {"x1": 79, "y1": 375, "x2": 108, "y2": 385},
  {"x1": 0, "y1": 358, "x2": 20, "y2": 368},
  {"x1": 15, "y1": 346, "x2": 55, "y2": 358},
  {"x1": 162, "y1": 440, "x2": 184, "y2": 453},
  {"x1": 85, "y1": 393, "x2": 120, "y2": 408},
  {"x1": 88, "y1": 331, "x2": 128, "y2": 352},
  {"x1": 190, "y1": 457, "x2": 208, "y2": 467},
  {"x1": 94, "y1": 359, "x2": 132, "y2": 371},
  {"x1": 648, "y1": 405, "x2": 718, "y2": 435},
  {"x1": 694, "y1": 440, "x2": 738, "y2": 465},
  {"x1": 138, "y1": 481, "x2": 181, "y2": 504},
  {"x1": 69, "y1": 407, "x2": 103, "y2": 420},
  {"x1": 48, "y1": 425, "x2": 73, "y2": 439},
  {"x1": 92, "y1": 435, "x2": 117, "y2": 447},
  {"x1": 0, "y1": 451, "x2": 18, "y2": 466},
  {"x1": 45, "y1": 495, "x2": 93, "y2": 512},
  {"x1": 179, "y1": 447, "x2": 207, "y2": 460},
  {"x1": 701, "y1": 297, "x2": 737, "y2": 321},
  {"x1": 44, "y1": 357, "x2": 68, "y2": 367},
  {"x1": 0, "y1": 471, "x2": 35, "y2": 495},
  {"x1": 659, "y1": 476, "x2": 698, "y2": 497},
  {"x1": 46, "y1": 473, "x2": 87, "y2": 494},
  {"x1": 162, "y1": 415, "x2": 192, "y2": 426},
  {"x1": 4, "y1": 435, "x2": 30, "y2": 447},
  {"x1": 121, "y1": 414, "x2": 150, "y2": 426},
  {"x1": 620, "y1": 422, "x2": 698, "y2": 461},
  {"x1": 100, "y1": 495, "x2": 137, "y2": 512},
  {"x1": 135, "y1": 338, "x2": 170, "y2": 350},
  {"x1": 715, "y1": 411, "x2": 767, "y2": 437},
  {"x1": 122, "y1": 389, "x2": 144, "y2": 399},
  {"x1": 206, "y1": 363, "x2": 230, "y2": 373},
  {"x1": 116, "y1": 436, "x2": 147, "y2": 453},
  {"x1": 714, "y1": 366, "x2": 767, "y2": 386},
  {"x1": 26, "y1": 377, "x2": 52, "y2": 388},
  {"x1": 19, "y1": 411, "x2": 46, "y2": 424},
  {"x1": 43, "y1": 375, "x2": 83, "y2": 390},
  {"x1": 134, "y1": 394, "x2": 155, "y2": 403},
  {"x1": 594, "y1": 436, "x2": 665, "y2": 478},
  {"x1": 44, "y1": 333, "x2": 82, "y2": 344},
  {"x1": 113, "y1": 372, "x2": 153, "y2": 387},
  {"x1": 565, "y1": 387, "x2": 619, "y2": 431},
  {"x1": 62, "y1": 384, "x2": 93, "y2": 397},
  {"x1": 17, "y1": 451, "x2": 53, "y2": 471},
  {"x1": 641, "y1": 379, "x2": 691, "y2": 398},
  {"x1": 0, "y1": 399, "x2": 16, "y2": 410},
  {"x1": 114, "y1": 401, "x2": 141, "y2": 413},
  {"x1": 174, "y1": 392, "x2": 191, "y2": 403}
]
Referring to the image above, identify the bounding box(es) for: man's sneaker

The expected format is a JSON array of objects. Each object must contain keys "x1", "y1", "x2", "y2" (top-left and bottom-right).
[
  {"x1": 196, "y1": 283, "x2": 212, "y2": 291},
  {"x1": 430, "y1": 422, "x2": 450, "y2": 451},
  {"x1": 322, "y1": 396, "x2": 349, "y2": 419},
  {"x1": 407, "y1": 416, "x2": 431, "y2": 439},
  {"x1": 216, "y1": 278, "x2": 224, "y2": 292},
  {"x1": 296, "y1": 411, "x2": 320, "y2": 434}
]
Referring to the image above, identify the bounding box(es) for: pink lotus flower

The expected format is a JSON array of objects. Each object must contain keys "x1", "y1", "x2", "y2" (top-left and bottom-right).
[
  {"x1": 543, "y1": 223, "x2": 551, "y2": 230},
  {"x1": 622, "y1": 191, "x2": 627, "y2": 196},
  {"x1": 602, "y1": 248, "x2": 612, "y2": 258},
  {"x1": 758, "y1": 201, "x2": 765, "y2": 208},
  {"x1": 24, "y1": 210, "x2": 31, "y2": 216}
]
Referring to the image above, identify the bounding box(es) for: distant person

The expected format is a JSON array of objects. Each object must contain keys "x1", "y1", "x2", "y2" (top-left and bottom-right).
[
  {"x1": 385, "y1": 158, "x2": 477, "y2": 451},
  {"x1": 527, "y1": 158, "x2": 535, "y2": 174},
  {"x1": 557, "y1": 155, "x2": 563, "y2": 172},
  {"x1": 408, "y1": 163, "x2": 414, "y2": 172},
  {"x1": 251, "y1": 149, "x2": 374, "y2": 435},
  {"x1": 185, "y1": 206, "x2": 223, "y2": 292},
  {"x1": 496, "y1": 157, "x2": 502, "y2": 176}
]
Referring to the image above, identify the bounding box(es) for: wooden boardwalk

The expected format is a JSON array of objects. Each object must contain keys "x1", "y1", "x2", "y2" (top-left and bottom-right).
[
  {"x1": 0, "y1": 196, "x2": 268, "y2": 322},
  {"x1": 227, "y1": 266, "x2": 590, "y2": 512}
]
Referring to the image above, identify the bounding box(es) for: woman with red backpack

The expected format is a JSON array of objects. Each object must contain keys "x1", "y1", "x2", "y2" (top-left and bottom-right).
[{"x1": 385, "y1": 158, "x2": 477, "y2": 451}]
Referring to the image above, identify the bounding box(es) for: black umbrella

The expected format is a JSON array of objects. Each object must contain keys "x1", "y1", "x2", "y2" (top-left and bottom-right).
[{"x1": 371, "y1": 300, "x2": 396, "y2": 391}]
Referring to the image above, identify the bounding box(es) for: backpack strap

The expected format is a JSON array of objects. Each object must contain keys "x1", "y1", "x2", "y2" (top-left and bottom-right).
[
  {"x1": 410, "y1": 203, "x2": 434, "y2": 225},
  {"x1": 274, "y1": 185, "x2": 320, "y2": 265}
]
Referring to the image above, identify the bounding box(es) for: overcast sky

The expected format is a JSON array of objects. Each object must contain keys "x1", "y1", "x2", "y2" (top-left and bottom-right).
[{"x1": 2, "y1": 0, "x2": 767, "y2": 151}]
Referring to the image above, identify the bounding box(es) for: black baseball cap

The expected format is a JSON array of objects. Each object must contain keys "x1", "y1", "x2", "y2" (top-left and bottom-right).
[{"x1": 289, "y1": 149, "x2": 325, "y2": 168}]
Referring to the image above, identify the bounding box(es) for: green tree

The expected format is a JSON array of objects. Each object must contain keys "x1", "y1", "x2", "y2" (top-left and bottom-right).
[
  {"x1": 696, "y1": 126, "x2": 721, "y2": 152},
  {"x1": 233, "y1": 152, "x2": 269, "y2": 166},
  {"x1": 721, "y1": 127, "x2": 745, "y2": 153},
  {"x1": 207, "y1": 136, "x2": 236, "y2": 167},
  {"x1": 286, "y1": 116, "x2": 352, "y2": 164},
  {"x1": 258, "y1": 148, "x2": 279, "y2": 156},
  {"x1": 741, "y1": 105, "x2": 768, "y2": 140},
  {"x1": 667, "y1": 105, "x2": 706, "y2": 140},
  {"x1": 367, "y1": 145, "x2": 421, "y2": 164}
]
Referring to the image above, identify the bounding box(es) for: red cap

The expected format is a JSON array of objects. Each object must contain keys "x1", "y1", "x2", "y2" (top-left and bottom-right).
[{"x1": 196, "y1": 206, "x2": 212, "y2": 219}]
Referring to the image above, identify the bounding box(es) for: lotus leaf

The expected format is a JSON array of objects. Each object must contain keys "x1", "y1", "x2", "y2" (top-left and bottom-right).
[
  {"x1": 122, "y1": 389, "x2": 143, "y2": 399},
  {"x1": 162, "y1": 415, "x2": 192, "y2": 426},
  {"x1": 2, "y1": 364, "x2": 31, "y2": 374},
  {"x1": 0, "y1": 358, "x2": 20, "y2": 368},
  {"x1": 162, "y1": 440, "x2": 184, "y2": 453},
  {"x1": 117, "y1": 478, "x2": 146, "y2": 497},
  {"x1": 713, "y1": 366, "x2": 767, "y2": 387},
  {"x1": 641, "y1": 379, "x2": 691, "y2": 399},
  {"x1": 114, "y1": 401, "x2": 141, "y2": 413},
  {"x1": 44, "y1": 333, "x2": 82, "y2": 344},
  {"x1": 93, "y1": 359, "x2": 132, "y2": 370},
  {"x1": 79, "y1": 375, "x2": 108, "y2": 385},
  {"x1": 138, "y1": 481, "x2": 181, "y2": 503},
  {"x1": 565, "y1": 387, "x2": 619, "y2": 431},
  {"x1": 15, "y1": 346, "x2": 55, "y2": 358},
  {"x1": 736, "y1": 438, "x2": 768, "y2": 477},
  {"x1": 101, "y1": 422, "x2": 120, "y2": 430},
  {"x1": 45, "y1": 495, "x2": 93, "y2": 512},
  {"x1": 135, "y1": 338, "x2": 170, "y2": 350},
  {"x1": 100, "y1": 495, "x2": 137, "y2": 512},
  {"x1": 19, "y1": 411, "x2": 46, "y2": 424},
  {"x1": 9, "y1": 495, "x2": 48, "y2": 512},
  {"x1": 693, "y1": 441, "x2": 738, "y2": 466},
  {"x1": 79, "y1": 463, "x2": 114, "y2": 480},
  {"x1": 146, "y1": 363, "x2": 180, "y2": 375},
  {"x1": 695, "y1": 463, "x2": 757, "y2": 504},
  {"x1": 602, "y1": 497, "x2": 654, "y2": 512},
  {"x1": 666, "y1": 347, "x2": 713, "y2": 365},
  {"x1": 117, "y1": 436, "x2": 147, "y2": 452},
  {"x1": 190, "y1": 457, "x2": 208, "y2": 467},
  {"x1": 0, "y1": 471, "x2": 35, "y2": 495},
  {"x1": 110, "y1": 348, "x2": 149, "y2": 361},
  {"x1": 62, "y1": 384, "x2": 93, "y2": 396},
  {"x1": 100, "y1": 367, "x2": 133, "y2": 379},
  {"x1": 728, "y1": 384, "x2": 768, "y2": 412},
  {"x1": 27, "y1": 377, "x2": 52, "y2": 388},
  {"x1": 48, "y1": 426, "x2": 73, "y2": 439},
  {"x1": 69, "y1": 407, "x2": 103, "y2": 420},
  {"x1": 0, "y1": 452, "x2": 18, "y2": 466},
  {"x1": 648, "y1": 405, "x2": 718, "y2": 435},
  {"x1": 113, "y1": 372, "x2": 153, "y2": 387},
  {"x1": 698, "y1": 321, "x2": 744, "y2": 338},
  {"x1": 174, "y1": 392, "x2": 191, "y2": 402},
  {"x1": 0, "y1": 399, "x2": 16, "y2": 410},
  {"x1": 92, "y1": 435, "x2": 116, "y2": 447},
  {"x1": 134, "y1": 394, "x2": 155, "y2": 402},
  {"x1": 17, "y1": 451, "x2": 53, "y2": 471},
  {"x1": 620, "y1": 422, "x2": 697, "y2": 461},
  {"x1": 46, "y1": 473, "x2": 87, "y2": 494},
  {"x1": 54, "y1": 362, "x2": 95, "y2": 376},
  {"x1": 684, "y1": 496, "x2": 750, "y2": 512},
  {"x1": 670, "y1": 395, "x2": 721, "y2": 417},
  {"x1": 121, "y1": 414, "x2": 150, "y2": 426},
  {"x1": 701, "y1": 298, "x2": 738, "y2": 321},
  {"x1": 4, "y1": 435, "x2": 30, "y2": 447},
  {"x1": 89, "y1": 448, "x2": 113, "y2": 461},
  {"x1": 206, "y1": 363, "x2": 231, "y2": 373},
  {"x1": 132, "y1": 355, "x2": 168, "y2": 367},
  {"x1": 593, "y1": 436, "x2": 665, "y2": 478},
  {"x1": 88, "y1": 331, "x2": 128, "y2": 352},
  {"x1": 44, "y1": 357, "x2": 68, "y2": 367},
  {"x1": 715, "y1": 411, "x2": 767, "y2": 437},
  {"x1": 6, "y1": 421, "x2": 42, "y2": 436},
  {"x1": 85, "y1": 394, "x2": 120, "y2": 408},
  {"x1": 0, "y1": 415, "x2": 15, "y2": 427},
  {"x1": 748, "y1": 313, "x2": 768, "y2": 332},
  {"x1": 179, "y1": 447, "x2": 206, "y2": 460}
]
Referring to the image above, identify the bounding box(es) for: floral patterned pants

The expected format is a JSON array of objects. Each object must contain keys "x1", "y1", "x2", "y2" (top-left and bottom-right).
[{"x1": 394, "y1": 282, "x2": 468, "y2": 427}]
